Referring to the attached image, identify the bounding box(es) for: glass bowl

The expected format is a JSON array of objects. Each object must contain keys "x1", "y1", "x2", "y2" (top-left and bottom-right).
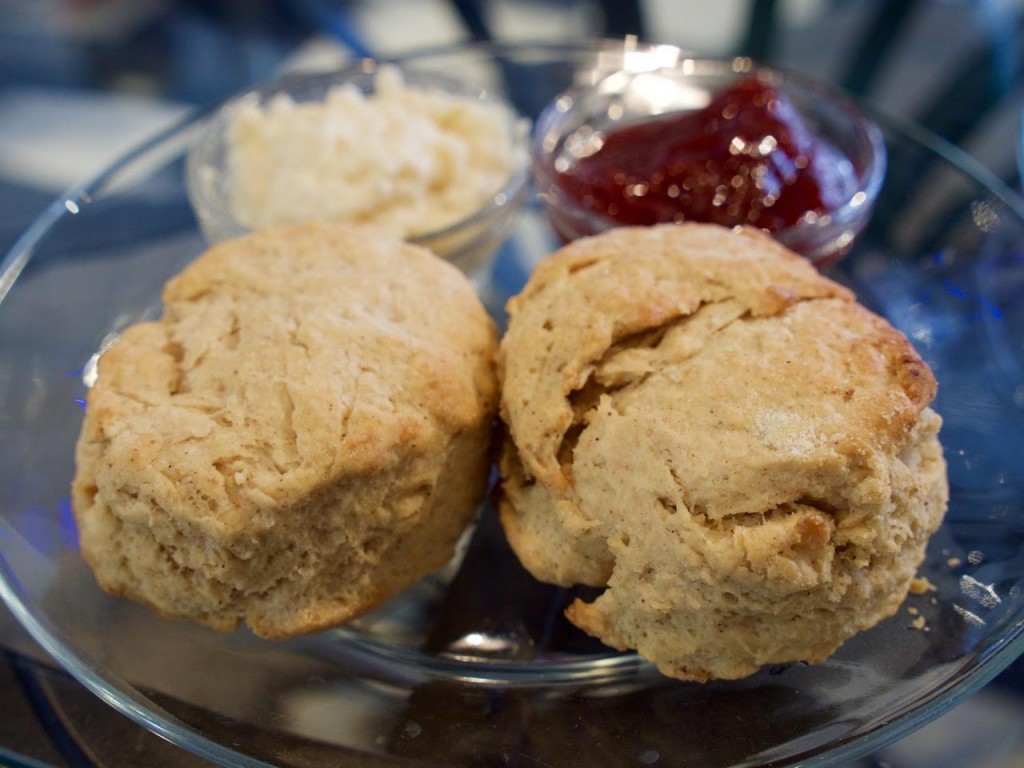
[
  {"x1": 2, "y1": 39, "x2": 1024, "y2": 768},
  {"x1": 532, "y1": 56, "x2": 887, "y2": 269},
  {"x1": 186, "y1": 61, "x2": 530, "y2": 275}
]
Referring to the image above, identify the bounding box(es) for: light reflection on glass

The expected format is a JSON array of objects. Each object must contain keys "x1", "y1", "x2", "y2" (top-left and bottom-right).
[{"x1": 953, "y1": 604, "x2": 986, "y2": 627}]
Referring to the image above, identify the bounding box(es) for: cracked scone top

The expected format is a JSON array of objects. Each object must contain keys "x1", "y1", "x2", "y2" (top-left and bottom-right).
[
  {"x1": 72, "y1": 222, "x2": 498, "y2": 638},
  {"x1": 498, "y1": 223, "x2": 948, "y2": 681}
]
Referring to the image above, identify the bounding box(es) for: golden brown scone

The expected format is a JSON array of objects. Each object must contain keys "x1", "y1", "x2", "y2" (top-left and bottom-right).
[
  {"x1": 72, "y1": 222, "x2": 498, "y2": 638},
  {"x1": 498, "y1": 223, "x2": 948, "y2": 681}
]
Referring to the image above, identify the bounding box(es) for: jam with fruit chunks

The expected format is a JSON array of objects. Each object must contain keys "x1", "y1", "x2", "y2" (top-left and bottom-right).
[{"x1": 554, "y1": 74, "x2": 851, "y2": 233}]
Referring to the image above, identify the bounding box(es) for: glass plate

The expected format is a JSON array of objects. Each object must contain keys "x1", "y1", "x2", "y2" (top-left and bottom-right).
[{"x1": 2, "y1": 42, "x2": 1024, "y2": 768}]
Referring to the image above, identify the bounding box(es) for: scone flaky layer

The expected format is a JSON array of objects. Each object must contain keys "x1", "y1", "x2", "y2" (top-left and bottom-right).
[
  {"x1": 73, "y1": 222, "x2": 498, "y2": 638},
  {"x1": 498, "y1": 223, "x2": 948, "y2": 681}
]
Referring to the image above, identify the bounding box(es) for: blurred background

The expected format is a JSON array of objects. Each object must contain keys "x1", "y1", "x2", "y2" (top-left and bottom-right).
[
  {"x1": 2, "y1": 0, "x2": 1023, "y2": 233},
  {"x1": 2, "y1": 1, "x2": 1024, "y2": 766}
]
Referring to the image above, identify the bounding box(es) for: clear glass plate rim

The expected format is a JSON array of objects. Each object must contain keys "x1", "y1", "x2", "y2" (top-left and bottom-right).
[{"x1": 0, "y1": 545, "x2": 267, "y2": 768}]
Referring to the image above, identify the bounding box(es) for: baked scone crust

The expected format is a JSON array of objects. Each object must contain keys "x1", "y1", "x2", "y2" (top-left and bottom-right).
[
  {"x1": 72, "y1": 222, "x2": 498, "y2": 638},
  {"x1": 498, "y1": 223, "x2": 947, "y2": 681}
]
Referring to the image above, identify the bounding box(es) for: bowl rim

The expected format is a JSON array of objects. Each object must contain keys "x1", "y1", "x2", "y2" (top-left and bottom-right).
[
  {"x1": 184, "y1": 58, "x2": 532, "y2": 247},
  {"x1": 531, "y1": 55, "x2": 888, "y2": 252}
]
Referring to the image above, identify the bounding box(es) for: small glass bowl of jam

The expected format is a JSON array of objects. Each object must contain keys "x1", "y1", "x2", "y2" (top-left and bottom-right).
[{"x1": 532, "y1": 56, "x2": 886, "y2": 269}]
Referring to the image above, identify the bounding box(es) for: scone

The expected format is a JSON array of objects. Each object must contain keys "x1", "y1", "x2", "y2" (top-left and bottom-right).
[
  {"x1": 497, "y1": 223, "x2": 948, "y2": 681},
  {"x1": 72, "y1": 222, "x2": 498, "y2": 638}
]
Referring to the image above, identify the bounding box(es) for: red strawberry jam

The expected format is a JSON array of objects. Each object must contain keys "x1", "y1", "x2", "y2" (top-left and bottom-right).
[{"x1": 553, "y1": 74, "x2": 851, "y2": 233}]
